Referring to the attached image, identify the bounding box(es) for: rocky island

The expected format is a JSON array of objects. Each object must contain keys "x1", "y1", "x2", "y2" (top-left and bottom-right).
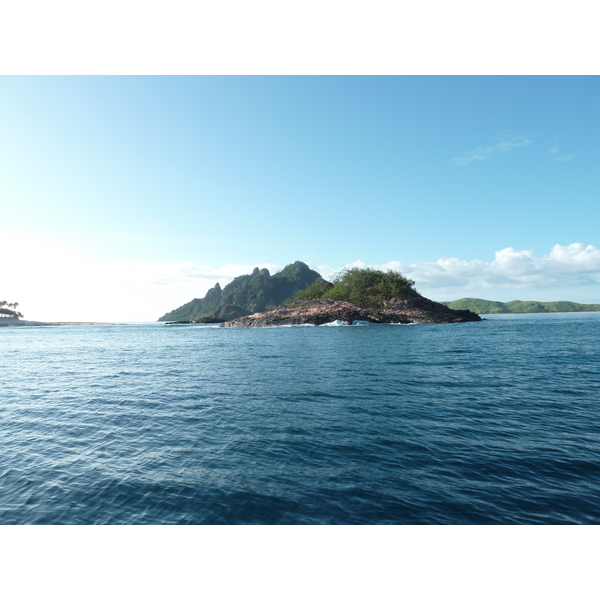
[
  {"x1": 160, "y1": 261, "x2": 480, "y2": 327},
  {"x1": 159, "y1": 261, "x2": 481, "y2": 327},
  {"x1": 222, "y1": 296, "x2": 480, "y2": 327}
]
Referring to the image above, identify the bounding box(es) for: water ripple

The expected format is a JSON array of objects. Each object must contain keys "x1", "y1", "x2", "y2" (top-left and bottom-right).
[{"x1": 1, "y1": 315, "x2": 600, "y2": 523}]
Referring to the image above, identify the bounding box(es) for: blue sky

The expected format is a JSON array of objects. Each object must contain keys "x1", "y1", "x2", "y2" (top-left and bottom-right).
[{"x1": 2, "y1": 76, "x2": 600, "y2": 320}]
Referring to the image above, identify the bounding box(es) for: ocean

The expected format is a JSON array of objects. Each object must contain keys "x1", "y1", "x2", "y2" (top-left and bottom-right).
[{"x1": 1, "y1": 313, "x2": 599, "y2": 524}]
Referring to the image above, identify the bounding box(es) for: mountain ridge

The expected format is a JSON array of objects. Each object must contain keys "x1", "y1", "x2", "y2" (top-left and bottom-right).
[
  {"x1": 158, "y1": 261, "x2": 322, "y2": 321},
  {"x1": 441, "y1": 297, "x2": 600, "y2": 314}
]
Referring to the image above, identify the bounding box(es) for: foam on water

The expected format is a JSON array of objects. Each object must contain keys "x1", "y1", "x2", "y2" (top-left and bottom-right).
[
  {"x1": 266, "y1": 323, "x2": 317, "y2": 328},
  {"x1": 319, "y1": 319, "x2": 380, "y2": 326}
]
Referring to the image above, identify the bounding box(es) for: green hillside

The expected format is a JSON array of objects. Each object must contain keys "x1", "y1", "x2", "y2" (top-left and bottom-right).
[
  {"x1": 442, "y1": 298, "x2": 600, "y2": 314},
  {"x1": 441, "y1": 298, "x2": 508, "y2": 314},
  {"x1": 159, "y1": 261, "x2": 322, "y2": 321}
]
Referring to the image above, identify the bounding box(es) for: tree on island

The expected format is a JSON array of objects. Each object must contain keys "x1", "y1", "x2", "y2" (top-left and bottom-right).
[
  {"x1": 0, "y1": 301, "x2": 23, "y2": 319},
  {"x1": 289, "y1": 267, "x2": 419, "y2": 308}
]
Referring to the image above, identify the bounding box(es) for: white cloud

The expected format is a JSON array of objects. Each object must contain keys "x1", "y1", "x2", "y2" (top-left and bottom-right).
[
  {"x1": 389, "y1": 244, "x2": 600, "y2": 297},
  {"x1": 320, "y1": 244, "x2": 600, "y2": 301},
  {"x1": 451, "y1": 134, "x2": 532, "y2": 166}
]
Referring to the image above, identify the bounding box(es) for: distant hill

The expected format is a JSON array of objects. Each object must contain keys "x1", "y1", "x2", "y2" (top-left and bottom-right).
[
  {"x1": 158, "y1": 261, "x2": 322, "y2": 321},
  {"x1": 441, "y1": 298, "x2": 600, "y2": 314}
]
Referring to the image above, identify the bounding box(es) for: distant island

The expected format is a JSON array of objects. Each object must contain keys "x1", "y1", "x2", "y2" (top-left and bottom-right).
[
  {"x1": 0, "y1": 317, "x2": 118, "y2": 327},
  {"x1": 0, "y1": 299, "x2": 116, "y2": 327},
  {"x1": 160, "y1": 262, "x2": 481, "y2": 327},
  {"x1": 441, "y1": 298, "x2": 600, "y2": 314}
]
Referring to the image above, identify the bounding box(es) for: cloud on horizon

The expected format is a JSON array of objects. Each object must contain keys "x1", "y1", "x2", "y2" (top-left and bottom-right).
[
  {"x1": 451, "y1": 134, "x2": 532, "y2": 166},
  {"x1": 4, "y1": 233, "x2": 600, "y2": 321},
  {"x1": 336, "y1": 244, "x2": 600, "y2": 297}
]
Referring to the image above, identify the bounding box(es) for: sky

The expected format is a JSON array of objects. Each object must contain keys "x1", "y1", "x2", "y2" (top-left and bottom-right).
[{"x1": 2, "y1": 76, "x2": 600, "y2": 321}]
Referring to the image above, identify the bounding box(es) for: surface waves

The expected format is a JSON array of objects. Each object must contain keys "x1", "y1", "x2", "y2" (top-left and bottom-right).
[{"x1": 1, "y1": 313, "x2": 599, "y2": 524}]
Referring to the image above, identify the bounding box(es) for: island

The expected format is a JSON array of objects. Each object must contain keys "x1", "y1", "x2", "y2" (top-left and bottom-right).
[
  {"x1": 0, "y1": 300, "x2": 118, "y2": 326},
  {"x1": 0, "y1": 318, "x2": 118, "y2": 327},
  {"x1": 442, "y1": 297, "x2": 600, "y2": 314},
  {"x1": 222, "y1": 264, "x2": 481, "y2": 326},
  {"x1": 159, "y1": 262, "x2": 481, "y2": 327}
]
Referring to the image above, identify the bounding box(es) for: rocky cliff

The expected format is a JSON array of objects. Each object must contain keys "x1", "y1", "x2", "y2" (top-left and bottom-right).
[{"x1": 158, "y1": 261, "x2": 322, "y2": 322}]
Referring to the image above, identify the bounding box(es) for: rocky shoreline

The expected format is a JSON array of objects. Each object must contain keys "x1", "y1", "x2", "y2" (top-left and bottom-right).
[
  {"x1": 221, "y1": 297, "x2": 481, "y2": 328},
  {"x1": 165, "y1": 317, "x2": 226, "y2": 325}
]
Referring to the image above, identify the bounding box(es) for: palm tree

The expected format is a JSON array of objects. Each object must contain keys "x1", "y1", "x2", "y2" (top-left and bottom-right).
[{"x1": 0, "y1": 300, "x2": 23, "y2": 319}]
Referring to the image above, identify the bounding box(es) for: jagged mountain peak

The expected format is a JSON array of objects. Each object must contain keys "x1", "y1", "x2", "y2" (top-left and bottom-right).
[{"x1": 158, "y1": 261, "x2": 321, "y2": 321}]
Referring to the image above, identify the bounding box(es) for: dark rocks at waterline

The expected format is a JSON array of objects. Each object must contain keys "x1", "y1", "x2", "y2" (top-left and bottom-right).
[
  {"x1": 386, "y1": 295, "x2": 482, "y2": 324},
  {"x1": 221, "y1": 298, "x2": 482, "y2": 328},
  {"x1": 195, "y1": 317, "x2": 226, "y2": 323},
  {"x1": 164, "y1": 317, "x2": 226, "y2": 325}
]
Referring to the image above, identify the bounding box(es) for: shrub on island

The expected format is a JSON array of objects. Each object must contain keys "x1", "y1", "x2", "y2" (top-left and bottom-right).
[{"x1": 290, "y1": 267, "x2": 419, "y2": 308}]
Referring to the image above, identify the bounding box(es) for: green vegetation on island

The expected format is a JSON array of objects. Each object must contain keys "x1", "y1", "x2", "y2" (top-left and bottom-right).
[
  {"x1": 0, "y1": 301, "x2": 23, "y2": 319},
  {"x1": 442, "y1": 298, "x2": 600, "y2": 314},
  {"x1": 159, "y1": 261, "x2": 322, "y2": 321},
  {"x1": 288, "y1": 267, "x2": 419, "y2": 308}
]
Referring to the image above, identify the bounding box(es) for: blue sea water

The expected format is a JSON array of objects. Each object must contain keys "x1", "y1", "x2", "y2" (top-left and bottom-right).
[{"x1": 1, "y1": 313, "x2": 600, "y2": 524}]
